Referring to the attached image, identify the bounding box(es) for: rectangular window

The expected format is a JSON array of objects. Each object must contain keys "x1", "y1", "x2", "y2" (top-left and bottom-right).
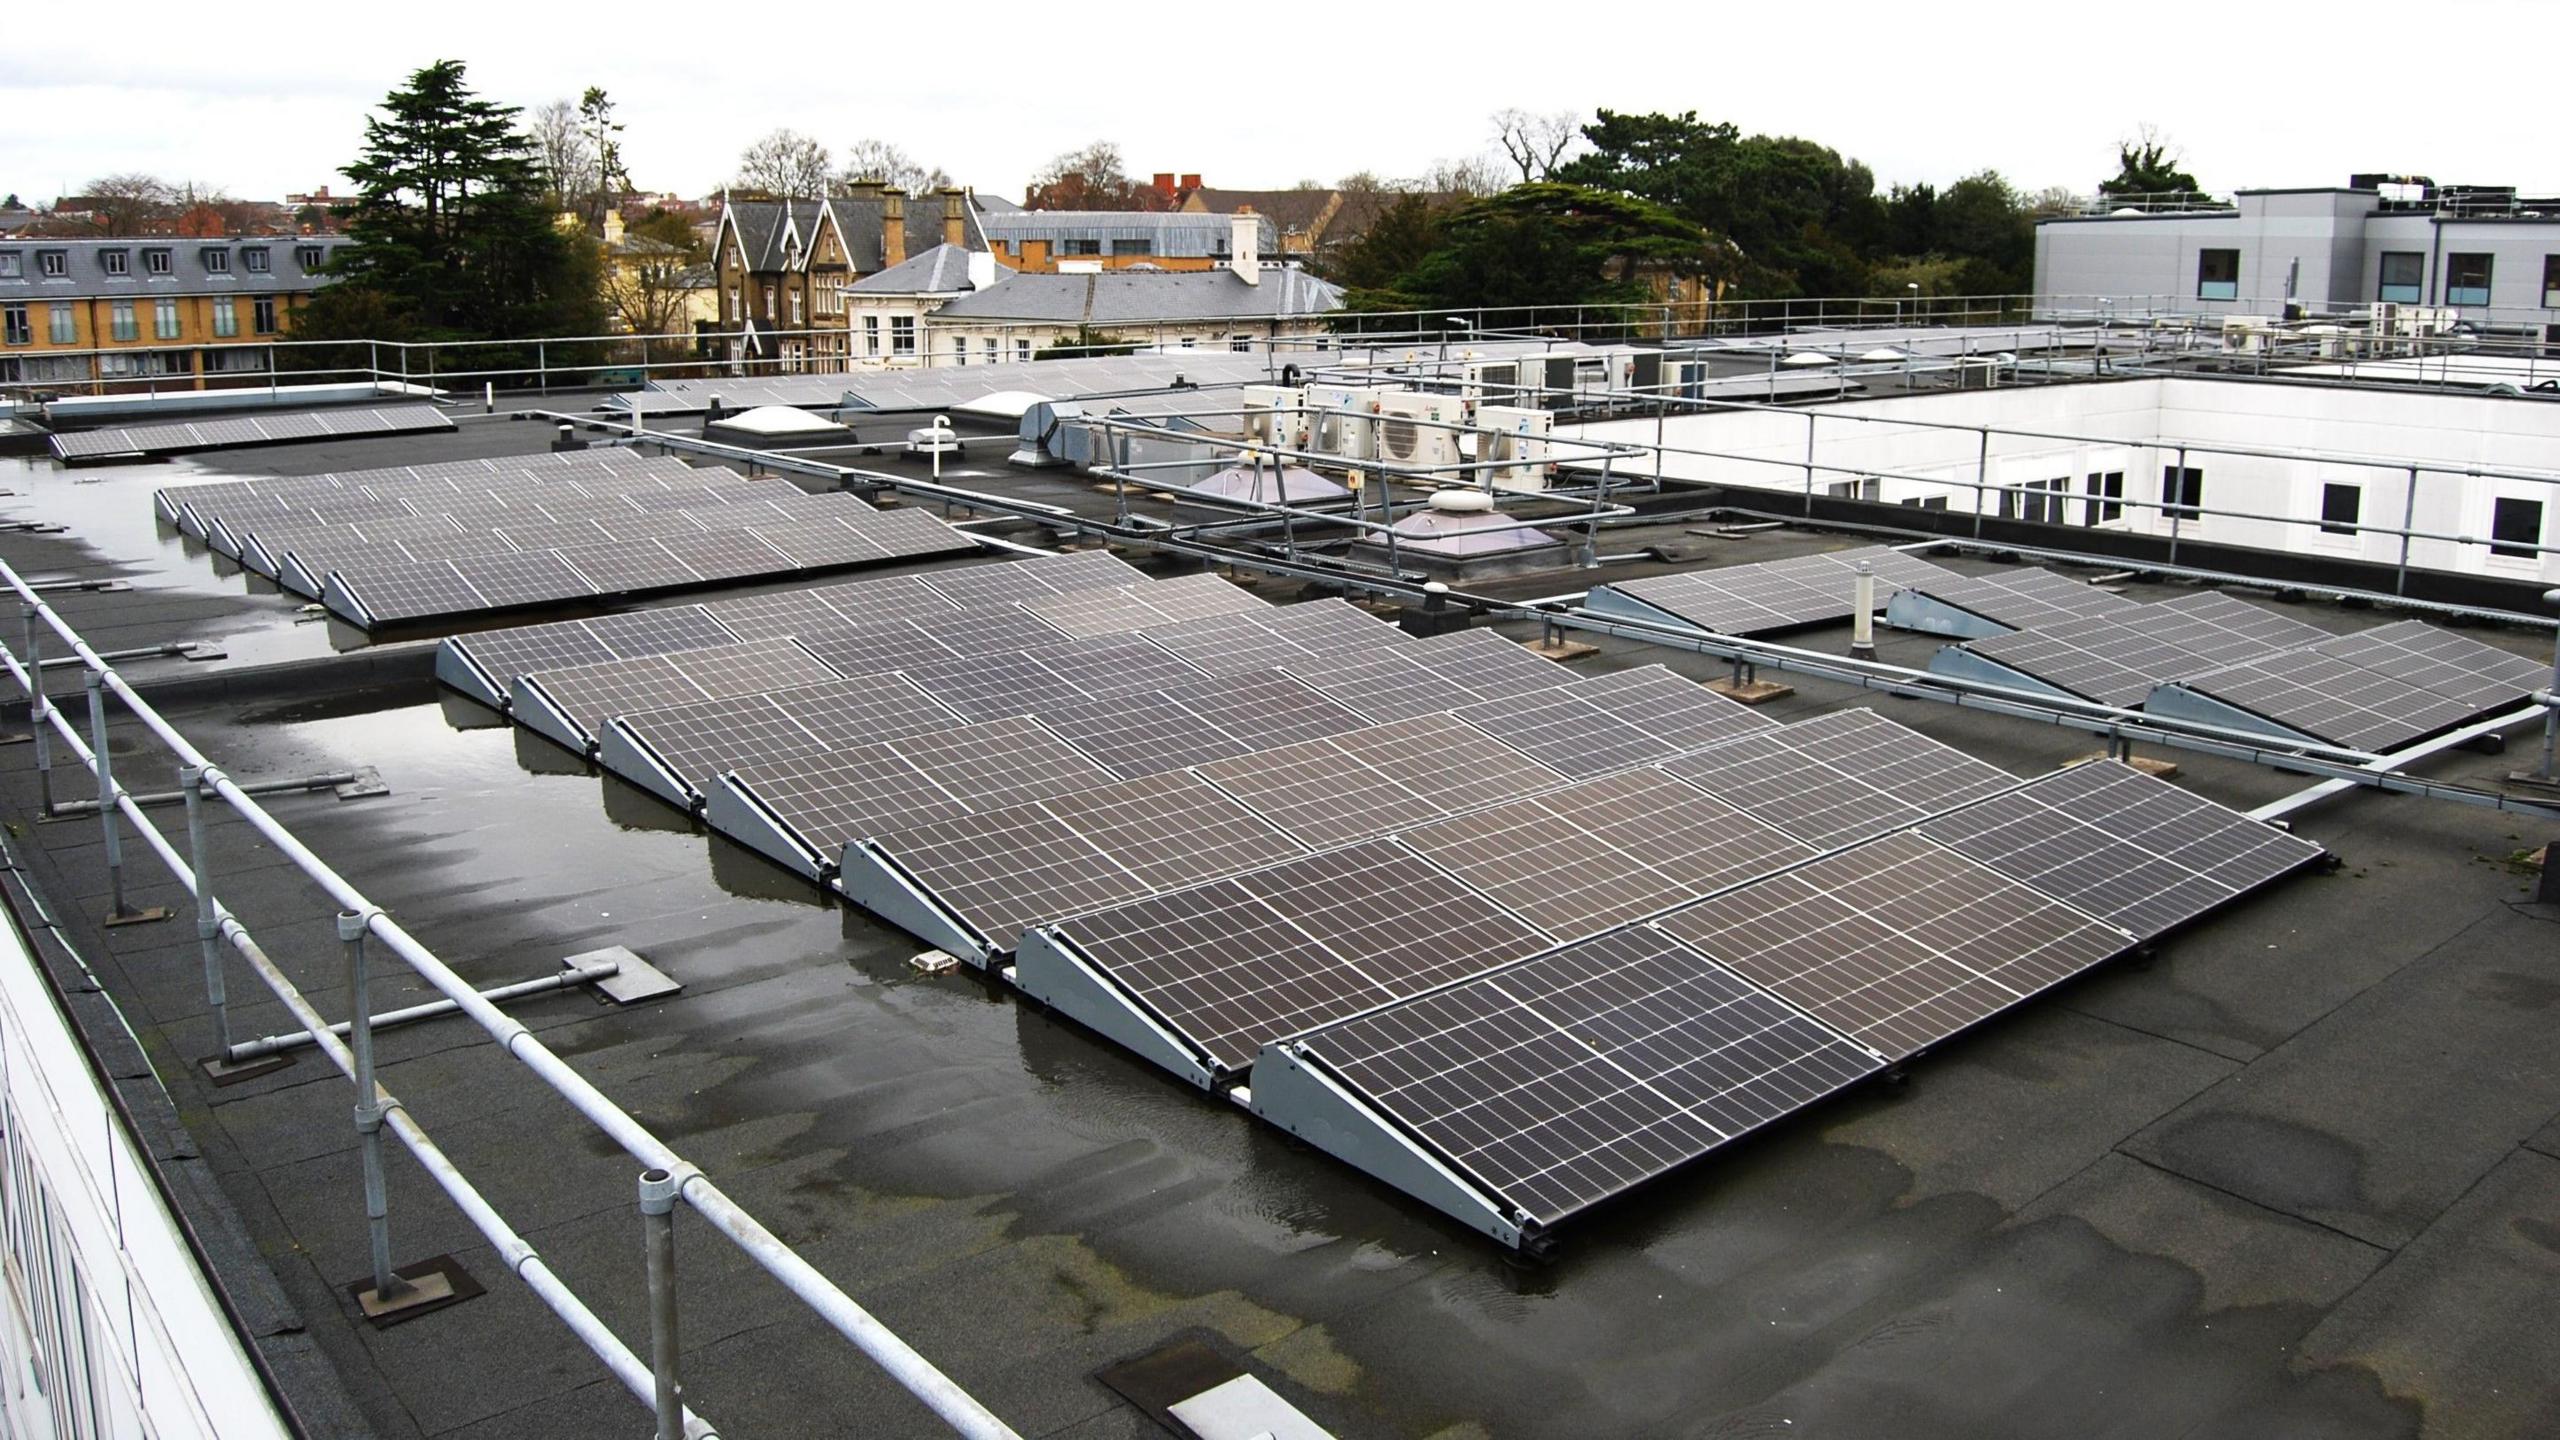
[
  {"x1": 295, "y1": 244, "x2": 324, "y2": 271},
  {"x1": 110, "y1": 300, "x2": 136, "y2": 341},
  {"x1": 862, "y1": 315, "x2": 879, "y2": 355},
  {"x1": 2378, "y1": 251, "x2": 2423, "y2": 304},
  {"x1": 983, "y1": 338, "x2": 997, "y2": 363},
  {"x1": 2020, "y1": 476, "x2": 2069, "y2": 525},
  {"x1": 101, "y1": 248, "x2": 128, "y2": 276},
  {"x1": 890, "y1": 315, "x2": 915, "y2": 354},
  {"x1": 1, "y1": 306, "x2": 26, "y2": 346},
  {"x1": 143, "y1": 248, "x2": 171, "y2": 276},
  {"x1": 2196, "y1": 248, "x2": 2239, "y2": 301},
  {"x1": 788, "y1": 289, "x2": 802, "y2": 325},
  {"x1": 154, "y1": 297, "x2": 180, "y2": 339},
  {"x1": 212, "y1": 296, "x2": 237, "y2": 337},
  {"x1": 762, "y1": 288, "x2": 774, "y2": 321},
  {"x1": 253, "y1": 295, "x2": 277, "y2": 334},
  {"x1": 725, "y1": 287, "x2": 739, "y2": 323},
  {"x1": 1015, "y1": 338, "x2": 1031, "y2": 362},
  {"x1": 0, "y1": 252, "x2": 20, "y2": 277},
  {"x1": 951, "y1": 336, "x2": 967, "y2": 365},
  {"x1": 2543, "y1": 255, "x2": 2560, "y2": 309},
  {"x1": 2445, "y1": 253, "x2": 2493, "y2": 306},
  {"x1": 2320, "y1": 482, "x2": 2360, "y2": 536},
  {"x1": 1060, "y1": 238, "x2": 1102, "y2": 256},
  {"x1": 2164, "y1": 465, "x2": 2204, "y2": 517},
  {"x1": 2084, "y1": 471, "x2": 2125, "y2": 525},
  {"x1": 200, "y1": 247, "x2": 230, "y2": 274},
  {"x1": 1110, "y1": 238, "x2": 1152, "y2": 256},
  {"x1": 243, "y1": 246, "x2": 269, "y2": 273},
  {"x1": 2490, "y1": 496, "x2": 2545, "y2": 559},
  {"x1": 36, "y1": 250, "x2": 66, "y2": 278},
  {"x1": 47, "y1": 303, "x2": 73, "y2": 344},
  {"x1": 1178, "y1": 335, "x2": 1196, "y2": 348}
]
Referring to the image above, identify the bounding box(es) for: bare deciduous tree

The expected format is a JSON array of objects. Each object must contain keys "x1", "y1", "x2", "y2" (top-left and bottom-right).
[
  {"x1": 1492, "y1": 108, "x2": 1582, "y2": 182},
  {"x1": 1418, "y1": 153, "x2": 1508, "y2": 198},
  {"x1": 75, "y1": 173, "x2": 176, "y2": 233},
  {"x1": 840, "y1": 139, "x2": 951, "y2": 194},
  {"x1": 732, "y1": 129, "x2": 834, "y2": 198},
  {"x1": 530, "y1": 100, "x2": 593, "y2": 213}
]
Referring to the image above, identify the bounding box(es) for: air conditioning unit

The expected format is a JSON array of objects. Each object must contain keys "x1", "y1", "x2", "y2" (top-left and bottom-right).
[
  {"x1": 1475, "y1": 405, "x2": 1554, "y2": 492},
  {"x1": 1303, "y1": 384, "x2": 1383, "y2": 460},
  {"x1": 1231, "y1": 385, "x2": 1303, "y2": 449},
  {"x1": 2220, "y1": 316, "x2": 2276, "y2": 354},
  {"x1": 1373, "y1": 391, "x2": 1462, "y2": 470},
  {"x1": 1462, "y1": 359, "x2": 1523, "y2": 416}
]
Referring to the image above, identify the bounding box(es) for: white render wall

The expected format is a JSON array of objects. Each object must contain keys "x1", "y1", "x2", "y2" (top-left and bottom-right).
[{"x1": 1567, "y1": 377, "x2": 2560, "y2": 583}]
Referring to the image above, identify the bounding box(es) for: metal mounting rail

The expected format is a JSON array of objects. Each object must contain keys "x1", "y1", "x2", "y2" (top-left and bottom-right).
[{"x1": 0, "y1": 567, "x2": 1020, "y2": 1440}]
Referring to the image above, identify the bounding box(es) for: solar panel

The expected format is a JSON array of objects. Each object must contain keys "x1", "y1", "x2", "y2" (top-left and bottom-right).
[
  {"x1": 742, "y1": 524, "x2": 888, "y2": 568},
  {"x1": 855, "y1": 506, "x2": 978, "y2": 558},
  {"x1": 1654, "y1": 831, "x2": 2131, "y2": 1060},
  {"x1": 1283, "y1": 926, "x2": 1884, "y2": 1221},
  {"x1": 1199, "y1": 712, "x2": 1563, "y2": 850},
  {"x1": 1400, "y1": 769, "x2": 1817, "y2": 943},
  {"x1": 924, "y1": 561, "x2": 1081, "y2": 610},
  {"x1": 653, "y1": 530, "x2": 793, "y2": 582},
  {"x1": 553, "y1": 542, "x2": 705, "y2": 594},
  {"x1": 1961, "y1": 625, "x2": 2203, "y2": 708},
  {"x1": 1915, "y1": 759, "x2": 2326, "y2": 940},
  {"x1": 1403, "y1": 629, "x2": 1574, "y2": 704},
  {"x1": 517, "y1": 638, "x2": 837, "y2": 748},
  {"x1": 1454, "y1": 667, "x2": 1773, "y2": 777},
  {"x1": 448, "y1": 608, "x2": 737, "y2": 694},
  {"x1": 2165, "y1": 648, "x2": 2479, "y2": 751},
  {"x1": 1040, "y1": 839, "x2": 1549, "y2": 1073},
  {"x1": 329, "y1": 560, "x2": 490, "y2": 624},
  {"x1": 2308, "y1": 620, "x2": 2552, "y2": 712},
  {"x1": 1282, "y1": 647, "x2": 1484, "y2": 723},
  {"x1": 56, "y1": 404, "x2": 453, "y2": 462},
  {"x1": 868, "y1": 769, "x2": 1308, "y2": 948},
  {"x1": 724, "y1": 714, "x2": 1113, "y2": 866},
  {"x1": 1599, "y1": 547, "x2": 1959, "y2": 637},
  {"x1": 1662, "y1": 709, "x2": 2016, "y2": 850},
  {"x1": 1038, "y1": 672, "x2": 1368, "y2": 779},
  {"x1": 446, "y1": 550, "x2": 597, "y2": 609}
]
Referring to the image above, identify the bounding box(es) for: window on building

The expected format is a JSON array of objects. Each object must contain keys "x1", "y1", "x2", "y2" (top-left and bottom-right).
[
  {"x1": 1231, "y1": 334, "x2": 1251, "y2": 352},
  {"x1": 243, "y1": 246, "x2": 270, "y2": 274},
  {"x1": 48, "y1": 303, "x2": 73, "y2": 344},
  {"x1": 890, "y1": 315, "x2": 915, "y2": 354},
  {"x1": 2320, "y1": 482, "x2": 2361, "y2": 536},
  {"x1": 2543, "y1": 255, "x2": 2560, "y2": 309},
  {"x1": 1111, "y1": 239, "x2": 1153, "y2": 257},
  {"x1": 1, "y1": 306, "x2": 26, "y2": 346},
  {"x1": 2196, "y1": 249, "x2": 2239, "y2": 301},
  {"x1": 2019, "y1": 476, "x2": 2069, "y2": 524},
  {"x1": 110, "y1": 300, "x2": 136, "y2": 341},
  {"x1": 154, "y1": 297, "x2": 180, "y2": 339},
  {"x1": 862, "y1": 315, "x2": 880, "y2": 355},
  {"x1": 36, "y1": 250, "x2": 66, "y2": 278},
  {"x1": 252, "y1": 296, "x2": 277, "y2": 334},
  {"x1": 762, "y1": 288, "x2": 774, "y2": 321},
  {"x1": 2378, "y1": 251, "x2": 2424, "y2": 304},
  {"x1": 1178, "y1": 335, "x2": 1196, "y2": 348},
  {"x1": 0, "y1": 252, "x2": 20, "y2": 278},
  {"x1": 2490, "y1": 496, "x2": 2545, "y2": 558},
  {"x1": 1824, "y1": 477, "x2": 1883, "y2": 501},
  {"x1": 1898, "y1": 495, "x2": 1951, "y2": 511},
  {"x1": 725, "y1": 287, "x2": 740, "y2": 323},
  {"x1": 1014, "y1": 338, "x2": 1031, "y2": 362},
  {"x1": 2084, "y1": 471, "x2": 2125, "y2": 525},
  {"x1": 101, "y1": 248, "x2": 129, "y2": 276},
  {"x1": 788, "y1": 289, "x2": 803, "y2": 325},
  {"x1": 1059, "y1": 238, "x2": 1102, "y2": 256},
  {"x1": 295, "y1": 244, "x2": 324, "y2": 271},
  {"x1": 983, "y1": 338, "x2": 998, "y2": 363},
  {"x1": 142, "y1": 247, "x2": 171, "y2": 276},
  {"x1": 2445, "y1": 253, "x2": 2493, "y2": 306},
  {"x1": 951, "y1": 336, "x2": 967, "y2": 365},
  {"x1": 200, "y1": 247, "x2": 230, "y2": 274},
  {"x1": 212, "y1": 296, "x2": 237, "y2": 338},
  {"x1": 2163, "y1": 465, "x2": 2205, "y2": 517}
]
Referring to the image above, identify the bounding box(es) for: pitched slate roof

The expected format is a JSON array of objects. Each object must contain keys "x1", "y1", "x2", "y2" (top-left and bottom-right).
[
  {"x1": 0, "y1": 235, "x2": 349, "y2": 299},
  {"x1": 927, "y1": 267, "x2": 1342, "y2": 324},
  {"x1": 1183, "y1": 188, "x2": 1337, "y2": 236},
  {"x1": 724, "y1": 193, "x2": 988, "y2": 275},
  {"x1": 850, "y1": 243, "x2": 1008, "y2": 295}
]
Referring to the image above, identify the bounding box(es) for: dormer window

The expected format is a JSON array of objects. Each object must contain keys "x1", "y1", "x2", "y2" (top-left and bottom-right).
[
  {"x1": 36, "y1": 250, "x2": 66, "y2": 277},
  {"x1": 143, "y1": 248, "x2": 172, "y2": 275},
  {"x1": 201, "y1": 247, "x2": 231, "y2": 274},
  {"x1": 243, "y1": 246, "x2": 270, "y2": 273},
  {"x1": 295, "y1": 244, "x2": 324, "y2": 271},
  {"x1": 101, "y1": 248, "x2": 130, "y2": 275},
  {"x1": 0, "y1": 252, "x2": 19, "y2": 278}
]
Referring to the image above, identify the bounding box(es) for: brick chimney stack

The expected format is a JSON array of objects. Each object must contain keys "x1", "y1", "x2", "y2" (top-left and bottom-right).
[
  {"x1": 940, "y1": 187, "x2": 967, "y2": 249},
  {"x1": 881, "y1": 188, "x2": 907, "y2": 269}
]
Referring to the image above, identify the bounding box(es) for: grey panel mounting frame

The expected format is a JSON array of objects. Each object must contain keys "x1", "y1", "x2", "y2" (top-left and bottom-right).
[
  {"x1": 1882, "y1": 588, "x2": 2016, "y2": 640},
  {"x1": 1012, "y1": 930, "x2": 1223, "y2": 1090},
  {"x1": 699, "y1": 774, "x2": 833, "y2": 884},
  {"x1": 594, "y1": 720, "x2": 701, "y2": 814},
  {"x1": 1248, "y1": 1043, "x2": 1526, "y2": 1249},
  {"x1": 837, "y1": 839, "x2": 999, "y2": 964}
]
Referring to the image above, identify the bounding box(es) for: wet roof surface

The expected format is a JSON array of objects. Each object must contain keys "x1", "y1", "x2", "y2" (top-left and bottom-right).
[{"x1": 1, "y1": 414, "x2": 2556, "y2": 1439}]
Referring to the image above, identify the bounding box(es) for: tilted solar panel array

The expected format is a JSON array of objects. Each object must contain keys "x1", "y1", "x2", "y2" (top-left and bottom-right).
[
  {"x1": 1590, "y1": 545, "x2": 1964, "y2": 637},
  {"x1": 54, "y1": 403, "x2": 453, "y2": 462},
  {"x1": 155, "y1": 444, "x2": 973, "y2": 628},
  {"x1": 1237, "y1": 758, "x2": 2321, "y2": 1246}
]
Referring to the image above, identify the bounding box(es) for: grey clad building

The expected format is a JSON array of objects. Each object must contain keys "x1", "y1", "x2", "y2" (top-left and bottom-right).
[{"x1": 2034, "y1": 177, "x2": 2560, "y2": 336}]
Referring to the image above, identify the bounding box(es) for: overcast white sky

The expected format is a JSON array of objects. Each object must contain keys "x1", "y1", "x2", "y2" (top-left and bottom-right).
[{"x1": 3, "y1": 1, "x2": 2548, "y2": 207}]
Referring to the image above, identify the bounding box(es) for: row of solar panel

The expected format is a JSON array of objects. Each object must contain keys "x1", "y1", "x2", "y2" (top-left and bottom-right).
[
  {"x1": 53, "y1": 404, "x2": 454, "y2": 462},
  {"x1": 157, "y1": 442, "x2": 678, "y2": 531},
  {"x1": 1588, "y1": 545, "x2": 1967, "y2": 637},
  {"x1": 1911, "y1": 577, "x2": 2552, "y2": 752}
]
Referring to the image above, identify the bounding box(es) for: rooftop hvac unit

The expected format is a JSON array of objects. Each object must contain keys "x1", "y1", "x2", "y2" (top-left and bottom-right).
[
  {"x1": 1232, "y1": 385, "x2": 1303, "y2": 449},
  {"x1": 1373, "y1": 391, "x2": 1462, "y2": 470},
  {"x1": 1475, "y1": 405, "x2": 1555, "y2": 493},
  {"x1": 1303, "y1": 384, "x2": 1383, "y2": 460},
  {"x1": 1463, "y1": 359, "x2": 1523, "y2": 415},
  {"x1": 2220, "y1": 316, "x2": 2276, "y2": 354}
]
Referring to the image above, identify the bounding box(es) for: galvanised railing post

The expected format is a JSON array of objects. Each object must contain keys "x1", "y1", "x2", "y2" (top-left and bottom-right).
[
  {"x1": 23, "y1": 604, "x2": 52, "y2": 816},
  {"x1": 180, "y1": 765, "x2": 231, "y2": 1054},
  {"x1": 83, "y1": 668, "x2": 135, "y2": 921},
  {"x1": 639, "y1": 1167, "x2": 687, "y2": 1440},
  {"x1": 343, "y1": 908, "x2": 406, "y2": 1310}
]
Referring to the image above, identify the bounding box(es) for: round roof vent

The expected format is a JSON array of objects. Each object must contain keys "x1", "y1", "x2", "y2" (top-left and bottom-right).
[{"x1": 1428, "y1": 488, "x2": 1497, "y2": 513}]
